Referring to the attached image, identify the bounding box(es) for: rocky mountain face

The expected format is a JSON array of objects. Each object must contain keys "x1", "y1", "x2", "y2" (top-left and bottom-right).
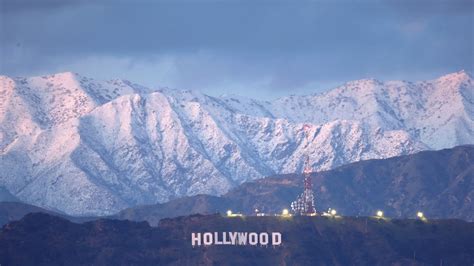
[
  {"x1": 116, "y1": 145, "x2": 474, "y2": 225},
  {"x1": 1, "y1": 213, "x2": 473, "y2": 265},
  {"x1": 0, "y1": 71, "x2": 472, "y2": 216}
]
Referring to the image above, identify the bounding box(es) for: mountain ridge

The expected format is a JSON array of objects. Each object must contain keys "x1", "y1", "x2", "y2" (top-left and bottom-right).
[
  {"x1": 115, "y1": 145, "x2": 474, "y2": 225},
  {"x1": 0, "y1": 71, "x2": 472, "y2": 215},
  {"x1": 0, "y1": 146, "x2": 472, "y2": 226}
]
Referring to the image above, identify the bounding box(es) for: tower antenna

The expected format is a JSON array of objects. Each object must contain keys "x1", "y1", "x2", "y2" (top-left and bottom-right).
[{"x1": 290, "y1": 124, "x2": 316, "y2": 215}]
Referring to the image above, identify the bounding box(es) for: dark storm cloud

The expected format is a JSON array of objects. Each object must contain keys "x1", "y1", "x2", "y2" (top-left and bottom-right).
[{"x1": 1, "y1": 0, "x2": 473, "y2": 98}]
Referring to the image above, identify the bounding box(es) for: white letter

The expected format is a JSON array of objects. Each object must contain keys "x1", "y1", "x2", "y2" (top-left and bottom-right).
[
  {"x1": 229, "y1": 232, "x2": 238, "y2": 245},
  {"x1": 272, "y1": 232, "x2": 282, "y2": 246},
  {"x1": 203, "y1": 232, "x2": 213, "y2": 246},
  {"x1": 223, "y1": 232, "x2": 231, "y2": 245},
  {"x1": 237, "y1": 232, "x2": 248, "y2": 245},
  {"x1": 259, "y1": 233, "x2": 269, "y2": 246},
  {"x1": 192, "y1": 233, "x2": 201, "y2": 246},
  {"x1": 214, "y1": 232, "x2": 223, "y2": 245},
  {"x1": 249, "y1": 233, "x2": 258, "y2": 245}
]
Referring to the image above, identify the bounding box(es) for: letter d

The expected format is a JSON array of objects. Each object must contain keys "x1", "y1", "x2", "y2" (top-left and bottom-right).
[{"x1": 272, "y1": 232, "x2": 282, "y2": 246}]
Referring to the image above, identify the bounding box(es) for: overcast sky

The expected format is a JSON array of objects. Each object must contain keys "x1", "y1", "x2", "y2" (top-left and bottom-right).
[{"x1": 1, "y1": 0, "x2": 473, "y2": 99}]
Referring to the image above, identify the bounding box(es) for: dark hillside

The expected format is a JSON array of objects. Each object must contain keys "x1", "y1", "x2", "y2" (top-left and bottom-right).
[
  {"x1": 0, "y1": 213, "x2": 473, "y2": 265},
  {"x1": 117, "y1": 145, "x2": 474, "y2": 225}
]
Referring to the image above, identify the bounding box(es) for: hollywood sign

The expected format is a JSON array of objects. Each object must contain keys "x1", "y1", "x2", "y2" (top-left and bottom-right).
[{"x1": 191, "y1": 232, "x2": 282, "y2": 247}]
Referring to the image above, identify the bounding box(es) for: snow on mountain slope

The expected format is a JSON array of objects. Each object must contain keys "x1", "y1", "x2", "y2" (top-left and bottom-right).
[
  {"x1": 0, "y1": 71, "x2": 471, "y2": 215},
  {"x1": 0, "y1": 72, "x2": 151, "y2": 151},
  {"x1": 266, "y1": 70, "x2": 474, "y2": 149}
]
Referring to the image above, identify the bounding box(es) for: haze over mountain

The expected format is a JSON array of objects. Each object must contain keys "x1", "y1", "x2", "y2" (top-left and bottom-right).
[
  {"x1": 0, "y1": 71, "x2": 472, "y2": 215},
  {"x1": 0, "y1": 201, "x2": 95, "y2": 227}
]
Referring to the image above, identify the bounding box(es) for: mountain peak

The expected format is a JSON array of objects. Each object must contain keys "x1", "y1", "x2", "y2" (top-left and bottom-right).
[
  {"x1": 42, "y1": 71, "x2": 80, "y2": 80},
  {"x1": 436, "y1": 70, "x2": 472, "y2": 84},
  {"x1": 338, "y1": 78, "x2": 384, "y2": 92}
]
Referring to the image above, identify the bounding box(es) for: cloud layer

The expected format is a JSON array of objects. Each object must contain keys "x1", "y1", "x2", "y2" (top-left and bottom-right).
[{"x1": 1, "y1": 0, "x2": 473, "y2": 98}]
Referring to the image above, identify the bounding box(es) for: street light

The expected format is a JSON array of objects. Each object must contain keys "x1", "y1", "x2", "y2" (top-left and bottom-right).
[
  {"x1": 330, "y1": 209, "x2": 337, "y2": 216},
  {"x1": 227, "y1": 210, "x2": 232, "y2": 216},
  {"x1": 376, "y1": 210, "x2": 384, "y2": 218},
  {"x1": 417, "y1": 212, "x2": 424, "y2": 219},
  {"x1": 282, "y1": 209, "x2": 290, "y2": 216}
]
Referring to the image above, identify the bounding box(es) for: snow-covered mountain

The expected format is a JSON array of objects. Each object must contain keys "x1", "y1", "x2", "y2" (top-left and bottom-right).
[{"x1": 0, "y1": 71, "x2": 472, "y2": 215}]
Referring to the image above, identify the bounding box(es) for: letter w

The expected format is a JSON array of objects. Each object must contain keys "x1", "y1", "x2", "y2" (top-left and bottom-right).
[{"x1": 237, "y1": 232, "x2": 248, "y2": 245}]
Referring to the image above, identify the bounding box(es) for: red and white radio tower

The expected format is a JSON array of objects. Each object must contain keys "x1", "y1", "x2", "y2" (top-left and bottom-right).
[{"x1": 290, "y1": 124, "x2": 316, "y2": 215}]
